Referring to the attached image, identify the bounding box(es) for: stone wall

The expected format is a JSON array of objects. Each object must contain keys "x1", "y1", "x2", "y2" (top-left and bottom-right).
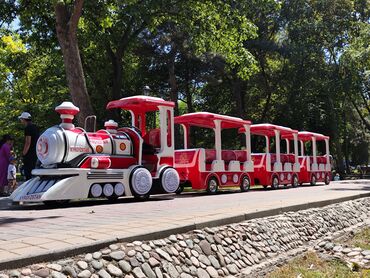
[{"x1": 2, "y1": 197, "x2": 370, "y2": 278}]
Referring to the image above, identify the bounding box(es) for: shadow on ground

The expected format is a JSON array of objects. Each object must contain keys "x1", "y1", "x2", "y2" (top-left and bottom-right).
[{"x1": 0, "y1": 215, "x2": 61, "y2": 226}]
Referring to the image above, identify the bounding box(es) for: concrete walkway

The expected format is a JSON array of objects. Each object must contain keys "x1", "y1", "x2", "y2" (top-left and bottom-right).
[{"x1": 0, "y1": 180, "x2": 369, "y2": 269}]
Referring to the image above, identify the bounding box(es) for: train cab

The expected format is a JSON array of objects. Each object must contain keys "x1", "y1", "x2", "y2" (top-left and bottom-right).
[{"x1": 106, "y1": 96, "x2": 180, "y2": 194}]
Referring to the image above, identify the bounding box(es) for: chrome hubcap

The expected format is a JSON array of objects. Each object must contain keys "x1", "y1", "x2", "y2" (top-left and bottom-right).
[
  {"x1": 243, "y1": 178, "x2": 249, "y2": 189},
  {"x1": 209, "y1": 180, "x2": 217, "y2": 192},
  {"x1": 273, "y1": 178, "x2": 278, "y2": 187},
  {"x1": 294, "y1": 176, "x2": 298, "y2": 186}
]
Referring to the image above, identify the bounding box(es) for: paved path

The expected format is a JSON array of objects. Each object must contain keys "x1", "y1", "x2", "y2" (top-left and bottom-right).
[{"x1": 0, "y1": 180, "x2": 369, "y2": 269}]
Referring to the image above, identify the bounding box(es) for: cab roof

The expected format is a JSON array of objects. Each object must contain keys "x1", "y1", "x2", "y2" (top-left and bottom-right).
[
  {"x1": 106, "y1": 96, "x2": 175, "y2": 112},
  {"x1": 239, "y1": 124, "x2": 297, "y2": 137},
  {"x1": 282, "y1": 131, "x2": 329, "y2": 141},
  {"x1": 174, "y1": 112, "x2": 251, "y2": 129}
]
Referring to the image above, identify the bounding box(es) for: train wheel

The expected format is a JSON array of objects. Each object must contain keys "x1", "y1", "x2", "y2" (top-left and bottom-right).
[
  {"x1": 130, "y1": 167, "x2": 152, "y2": 201},
  {"x1": 271, "y1": 176, "x2": 279, "y2": 190},
  {"x1": 103, "y1": 183, "x2": 114, "y2": 197},
  {"x1": 310, "y1": 174, "x2": 317, "y2": 186},
  {"x1": 324, "y1": 174, "x2": 330, "y2": 185},
  {"x1": 90, "y1": 183, "x2": 103, "y2": 198},
  {"x1": 240, "y1": 176, "x2": 250, "y2": 192},
  {"x1": 291, "y1": 175, "x2": 299, "y2": 188},
  {"x1": 206, "y1": 177, "x2": 218, "y2": 194},
  {"x1": 161, "y1": 168, "x2": 180, "y2": 193}
]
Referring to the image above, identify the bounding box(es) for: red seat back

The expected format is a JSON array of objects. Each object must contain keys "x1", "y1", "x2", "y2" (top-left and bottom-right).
[
  {"x1": 205, "y1": 149, "x2": 216, "y2": 164},
  {"x1": 234, "y1": 150, "x2": 247, "y2": 162},
  {"x1": 144, "y1": 129, "x2": 161, "y2": 148},
  {"x1": 270, "y1": 154, "x2": 277, "y2": 164},
  {"x1": 222, "y1": 150, "x2": 236, "y2": 162},
  {"x1": 287, "y1": 154, "x2": 295, "y2": 163}
]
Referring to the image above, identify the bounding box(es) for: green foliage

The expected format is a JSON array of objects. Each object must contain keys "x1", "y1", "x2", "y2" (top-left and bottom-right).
[{"x1": 0, "y1": 0, "x2": 368, "y2": 168}]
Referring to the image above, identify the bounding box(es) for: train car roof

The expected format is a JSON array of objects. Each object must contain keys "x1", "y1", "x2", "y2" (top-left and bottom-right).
[
  {"x1": 106, "y1": 96, "x2": 175, "y2": 112},
  {"x1": 239, "y1": 124, "x2": 297, "y2": 137},
  {"x1": 174, "y1": 112, "x2": 251, "y2": 129},
  {"x1": 281, "y1": 131, "x2": 330, "y2": 141}
]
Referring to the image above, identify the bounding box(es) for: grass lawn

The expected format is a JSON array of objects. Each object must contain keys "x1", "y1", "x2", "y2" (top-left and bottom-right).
[
  {"x1": 267, "y1": 251, "x2": 370, "y2": 278},
  {"x1": 344, "y1": 227, "x2": 370, "y2": 250}
]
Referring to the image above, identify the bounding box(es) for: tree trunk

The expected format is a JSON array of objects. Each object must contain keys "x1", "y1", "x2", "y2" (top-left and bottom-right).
[
  {"x1": 231, "y1": 77, "x2": 244, "y2": 118},
  {"x1": 168, "y1": 55, "x2": 179, "y2": 116},
  {"x1": 185, "y1": 59, "x2": 194, "y2": 113},
  {"x1": 259, "y1": 55, "x2": 273, "y2": 122},
  {"x1": 168, "y1": 48, "x2": 180, "y2": 148},
  {"x1": 55, "y1": 0, "x2": 94, "y2": 126}
]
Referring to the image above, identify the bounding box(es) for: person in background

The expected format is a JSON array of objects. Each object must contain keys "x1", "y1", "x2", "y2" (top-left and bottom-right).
[
  {"x1": 6, "y1": 156, "x2": 17, "y2": 195},
  {"x1": 19, "y1": 112, "x2": 39, "y2": 180},
  {"x1": 0, "y1": 134, "x2": 13, "y2": 195}
]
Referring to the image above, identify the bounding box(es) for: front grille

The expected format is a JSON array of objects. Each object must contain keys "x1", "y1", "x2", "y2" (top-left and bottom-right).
[
  {"x1": 27, "y1": 179, "x2": 60, "y2": 195},
  {"x1": 87, "y1": 172, "x2": 124, "y2": 180},
  {"x1": 26, "y1": 174, "x2": 78, "y2": 195}
]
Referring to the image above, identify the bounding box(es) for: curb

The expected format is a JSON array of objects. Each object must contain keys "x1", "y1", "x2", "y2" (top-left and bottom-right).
[{"x1": 1, "y1": 192, "x2": 370, "y2": 270}]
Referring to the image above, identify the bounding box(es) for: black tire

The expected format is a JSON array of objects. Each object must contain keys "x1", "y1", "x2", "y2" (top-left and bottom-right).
[
  {"x1": 324, "y1": 174, "x2": 330, "y2": 185},
  {"x1": 240, "y1": 176, "x2": 250, "y2": 192},
  {"x1": 310, "y1": 174, "x2": 317, "y2": 186},
  {"x1": 175, "y1": 185, "x2": 184, "y2": 195},
  {"x1": 206, "y1": 177, "x2": 218, "y2": 194},
  {"x1": 291, "y1": 175, "x2": 299, "y2": 188},
  {"x1": 271, "y1": 176, "x2": 279, "y2": 190},
  {"x1": 133, "y1": 193, "x2": 150, "y2": 201}
]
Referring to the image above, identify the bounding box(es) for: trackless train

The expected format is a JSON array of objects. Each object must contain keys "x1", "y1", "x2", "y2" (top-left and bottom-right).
[{"x1": 11, "y1": 95, "x2": 331, "y2": 204}]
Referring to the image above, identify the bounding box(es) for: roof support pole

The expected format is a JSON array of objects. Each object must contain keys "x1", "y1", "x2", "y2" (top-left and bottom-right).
[
  {"x1": 265, "y1": 136, "x2": 270, "y2": 153},
  {"x1": 129, "y1": 110, "x2": 135, "y2": 127},
  {"x1": 300, "y1": 140, "x2": 304, "y2": 156},
  {"x1": 274, "y1": 130, "x2": 281, "y2": 163},
  {"x1": 325, "y1": 138, "x2": 330, "y2": 165},
  {"x1": 181, "y1": 124, "x2": 189, "y2": 149},
  {"x1": 214, "y1": 120, "x2": 222, "y2": 161},
  {"x1": 293, "y1": 134, "x2": 299, "y2": 164},
  {"x1": 243, "y1": 124, "x2": 252, "y2": 162},
  {"x1": 312, "y1": 137, "x2": 317, "y2": 165},
  {"x1": 285, "y1": 139, "x2": 290, "y2": 154},
  {"x1": 265, "y1": 135, "x2": 271, "y2": 172}
]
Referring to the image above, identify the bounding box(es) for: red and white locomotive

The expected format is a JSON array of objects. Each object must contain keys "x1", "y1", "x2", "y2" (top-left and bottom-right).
[
  {"x1": 11, "y1": 95, "x2": 331, "y2": 205},
  {"x1": 11, "y1": 96, "x2": 180, "y2": 204}
]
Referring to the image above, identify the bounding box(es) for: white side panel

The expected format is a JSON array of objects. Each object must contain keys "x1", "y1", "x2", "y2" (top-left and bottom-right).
[
  {"x1": 293, "y1": 162, "x2": 300, "y2": 172},
  {"x1": 266, "y1": 153, "x2": 271, "y2": 172},
  {"x1": 212, "y1": 160, "x2": 225, "y2": 172},
  {"x1": 199, "y1": 149, "x2": 206, "y2": 172},
  {"x1": 273, "y1": 162, "x2": 283, "y2": 172},
  {"x1": 243, "y1": 161, "x2": 254, "y2": 172},
  {"x1": 283, "y1": 163, "x2": 292, "y2": 172},
  {"x1": 228, "y1": 161, "x2": 240, "y2": 171}
]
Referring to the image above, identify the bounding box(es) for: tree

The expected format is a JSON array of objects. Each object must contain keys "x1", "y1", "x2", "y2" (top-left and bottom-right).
[{"x1": 54, "y1": 0, "x2": 93, "y2": 125}]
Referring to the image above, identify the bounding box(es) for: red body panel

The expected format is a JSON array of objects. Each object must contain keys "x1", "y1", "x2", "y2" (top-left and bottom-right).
[
  {"x1": 175, "y1": 149, "x2": 254, "y2": 190},
  {"x1": 79, "y1": 156, "x2": 137, "y2": 169},
  {"x1": 298, "y1": 156, "x2": 331, "y2": 184}
]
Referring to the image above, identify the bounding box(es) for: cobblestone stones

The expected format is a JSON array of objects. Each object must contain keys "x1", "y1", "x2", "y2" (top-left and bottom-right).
[{"x1": 1, "y1": 198, "x2": 370, "y2": 277}]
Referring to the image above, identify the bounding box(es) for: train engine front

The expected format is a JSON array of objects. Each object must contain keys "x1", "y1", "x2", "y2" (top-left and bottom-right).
[{"x1": 11, "y1": 99, "x2": 178, "y2": 204}]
